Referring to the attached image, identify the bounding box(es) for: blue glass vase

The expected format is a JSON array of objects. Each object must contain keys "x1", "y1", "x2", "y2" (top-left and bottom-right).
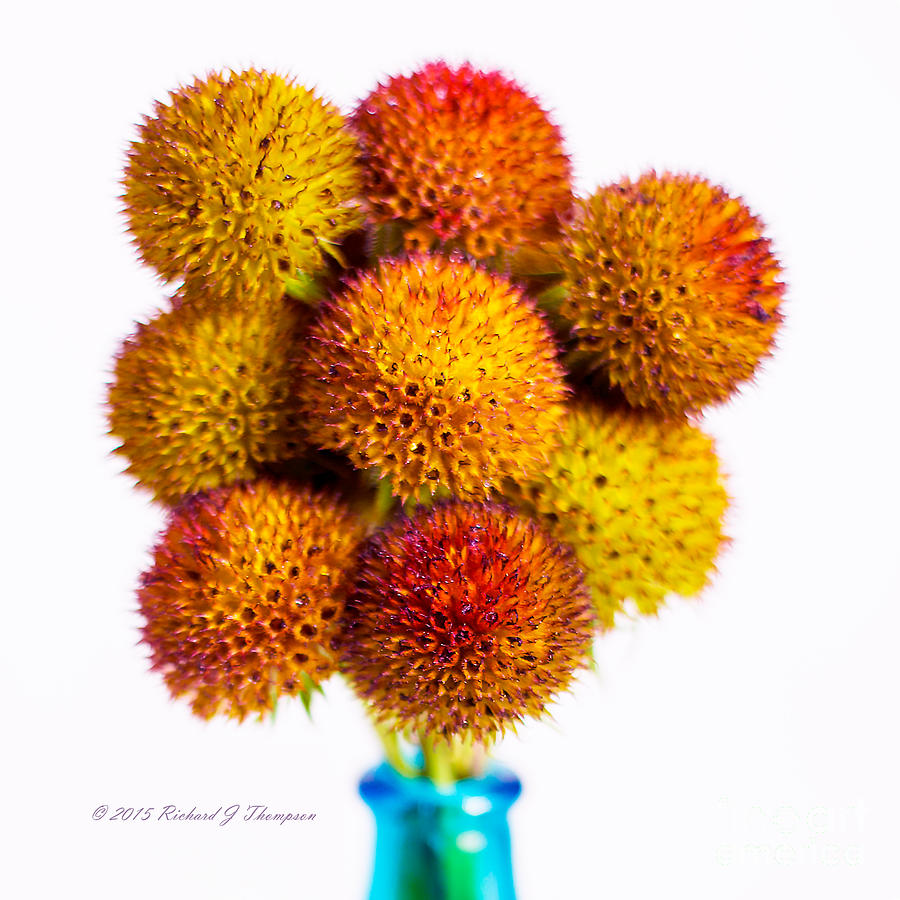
[{"x1": 359, "y1": 761, "x2": 522, "y2": 900}]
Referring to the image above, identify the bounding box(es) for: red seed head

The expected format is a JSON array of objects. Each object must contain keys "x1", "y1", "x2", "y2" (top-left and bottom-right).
[{"x1": 339, "y1": 501, "x2": 595, "y2": 741}]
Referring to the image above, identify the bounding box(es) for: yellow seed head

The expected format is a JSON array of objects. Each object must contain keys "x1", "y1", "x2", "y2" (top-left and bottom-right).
[{"x1": 509, "y1": 402, "x2": 729, "y2": 629}]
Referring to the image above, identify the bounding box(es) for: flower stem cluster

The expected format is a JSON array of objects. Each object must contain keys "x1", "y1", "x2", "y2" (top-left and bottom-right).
[{"x1": 111, "y1": 63, "x2": 783, "y2": 779}]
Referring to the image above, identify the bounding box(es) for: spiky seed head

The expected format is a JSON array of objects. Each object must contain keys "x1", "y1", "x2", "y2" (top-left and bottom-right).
[
  {"x1": 299, "y1": 254, "x2": 568, "y2": 503},
  {"x1": 551, "y1": 172, "x2": 785, "y2": 417},
  {"x1": 339, "y1": 501, "x2": 594, "y2": 741},
  {"x1": 122, "y1": 69, "x2": 363, "y2": 303},
  {"x1": 138, "y1": 481, "x2": 367, "y2": 721},
  {"x1": 352, "y1": 61, "x2": 572, "y2": 261},
  {"x1": 107, "y1": 296, "x2": 310, "y2": 505},
  {"x1": 509, "y1": 402, "x2": 729, "y2": 629}
]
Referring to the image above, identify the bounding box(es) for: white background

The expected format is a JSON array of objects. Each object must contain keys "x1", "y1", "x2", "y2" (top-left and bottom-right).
[{"x1": 3, "y1": 0, "x2": 898, "y2": 897}]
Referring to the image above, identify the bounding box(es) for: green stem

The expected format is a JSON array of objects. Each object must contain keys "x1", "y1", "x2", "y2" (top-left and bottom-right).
[
  {"x1": 468, "y1": 741, "x2": 488, "y2": 779},
  {"x1": 401, "y1": 482, "x2": 452, "y2": 517},
  {"x1": 419, "y1": 732, "x2": 489, "y2": 785},
  {"x1": 535, "y1": 282, "x2": 569, "y2": 312},
  {"x1": 368, "y1": 222, "x2": 406, "y2": 263},
  {"x1": 421, "y1": 734, "x2": 455, "y2": 789},
  {"x1": 372, "y1": 475, "x2": 396, "y2": 526},
  {"x1": 283, "y1": 272, "x2": 324, "y2": 304},
  {"x1": 450, "y1": 733, "x2": 488, "y2": 781},
  {"x1": 375, "y1": 722, "x2": 419, "y2": 779}
]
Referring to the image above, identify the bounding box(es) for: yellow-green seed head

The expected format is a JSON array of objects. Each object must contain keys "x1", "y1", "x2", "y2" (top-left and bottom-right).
[{"x1": 509, "y1": 402, "x2": 729, "y2": 629}]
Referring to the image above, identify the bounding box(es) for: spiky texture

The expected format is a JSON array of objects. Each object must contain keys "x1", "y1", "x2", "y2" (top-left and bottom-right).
[
  {"x1": 339, "y1": 501, "x2": 594, "y2": 741},
  {"x1": 299, "y1": 254, "x2": 568, "y2": 503},
  {"x1": 551, "y1": 172, "x2": 785, "y2": 417},
  {"x1": 138, "y1": 481, "x2": 367, "y2": 720},
  {"x1": 509, "y1": 402, "x2": 729, "y2": 629},
  {"x1": 108, "y1": 297, "x2": 310, "y2": 505},
  {"x1": 352, "y1": 61, "x2": 572, "y2": 261},
  {"x1": 122, "y1": 69, "x2": 363, "y2": 303}
]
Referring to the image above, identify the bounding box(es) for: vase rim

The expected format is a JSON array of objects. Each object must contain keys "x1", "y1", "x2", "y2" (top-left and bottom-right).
[{"x1": 360, "y1": 760, "x2": 522, "y2": 810}]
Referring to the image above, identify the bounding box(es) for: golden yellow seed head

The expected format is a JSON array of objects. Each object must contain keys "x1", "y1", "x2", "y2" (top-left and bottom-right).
[
  {"x1": 107, "y1": 296, "x2": 310, "y2": 504},
  {"x1": 122, "y1": 69, "x2": 363, "y2": 303}
]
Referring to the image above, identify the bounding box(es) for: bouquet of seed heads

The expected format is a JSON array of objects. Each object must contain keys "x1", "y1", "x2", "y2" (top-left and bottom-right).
[{"x1": 110, "y1": 62, "x2": 783, "y2": 781}]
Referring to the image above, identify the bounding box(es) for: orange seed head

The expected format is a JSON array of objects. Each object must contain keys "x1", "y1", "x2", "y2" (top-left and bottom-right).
[
  {"x1": 552, "y1": 172, "x2": 785, "y2": 416},
  {"x1": 352, "y1": 61, "x2": 572, "y2": 260},
  {"x1": 138, "y1": 481, "x2": 366, "y2": 720},
  {"x1": 300, "y1": 254, "x2": 568, "y2": 503}
]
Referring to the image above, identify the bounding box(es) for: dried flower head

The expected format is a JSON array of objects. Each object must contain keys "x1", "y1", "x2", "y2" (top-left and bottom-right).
[
  {"x1": 107, "y1": 297, "x2": 309, "y2": 504},
  {"x1": 139, "y1": 481, "x2": 367, "y2": 720},
  {"x1": 352, "y1": 61, "x2": 572, "y2": 260},
  {"x1": 339, "y1": 501, "x2": 594, "y2": 740},
  {"x1": 300, "y1": 254, "x2": 568, "y2": 503},
  {"x1": 510, "y1": 402, "x2": 729, "y2": 629},
  {"x1": 551, "y1": 172, "x2": 785, "y2": 416},
  {"x1": 122, "y1": 69, "x2": 363, "y2": 303}
]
